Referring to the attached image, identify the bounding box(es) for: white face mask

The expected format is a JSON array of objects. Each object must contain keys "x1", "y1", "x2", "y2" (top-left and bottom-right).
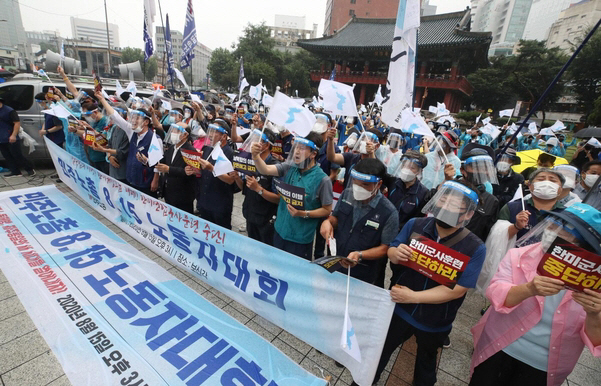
[
  {"x1": 399, "y1": 168, "x2": 416, "y2": 183},
  {"x1": 563, "y1": 177, "x2": 575, "y2": 189},
  {"x1": 352, "y1": 184, "x2": 374, "y2": 201},
  {"x1": 170, "y1": 132, "x2": 180, "y2": 144},
  {"x1": 532, "y1": 180, "x2": 559, "y2": 200},
  {"x1": 358, "y1": 141, "x2": 368, "y2": 154},
  {"x1": 496, "y1": 161, "x2": 510, "y2": 173},
  {"x1": 84, "y1": 116, "x2": 95, "y2": 125},
  {"x1": 584, "y1": 174, "x2": 599, "y2": 188},
  {"x1": 184, "y1": 111, "x2": 191, "y2": 119},
  {"x1": 132, "y1": 126, "x2": 143, "y2": 133}
]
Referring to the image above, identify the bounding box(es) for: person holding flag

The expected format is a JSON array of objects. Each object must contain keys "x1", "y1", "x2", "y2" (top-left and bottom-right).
[
  {"x1": 96, "y1": 92, "x2": 161, "y2": 197},
  {"x1": 320, "y1": 158, "x2": 399, "y2": 286},
  {"x1": 252, "y1": 132, "x2": 333, "y2": 260},
  {"x1": 189, "y1": 120, "x2": 237, "y2": 229},
  {"x1": 374, "y1": 179, "x2": 485, "y2": 386}
]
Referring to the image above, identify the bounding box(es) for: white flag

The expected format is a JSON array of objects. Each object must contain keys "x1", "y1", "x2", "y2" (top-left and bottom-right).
[
  {"x1": 381, "y1": 0, "x2": 420, "y2": 126},
  {"x1": 239, "y1": 77, "x2": 249, "y2": 99},
  {"x1": 173, "y1": 68, "x2": 189, "y2": 90},
  {"x1": 115, "y1": 80, "x2": 125, "y2": 97},
  {"x1": 548, "y1": 120, "x2": 566, "y2": 132},
  {"x1": 144, "y1": 0, "x2": 156, "y2": 38},
  {"x1": 147, "y1": 133, "x2": 163, "y2": 167},
  {"x1": 481, "y1": 123, "x2": 501, "y2": 140},
  {"x1": 499, "y1": 109, "x2": 514, "y2": 118},
  {"x1": 475, "y1": 113, "x2": 482, "y2": 124},
  {"x1": 262, "y1": 93, "x2": 274, "y2": 108},
  {"x1": 267, "y1": 91, "x2": 316, "y2": 137},
  {"x1": 373, "y1": 85, "x2": 384, "y2": 106},
  {"x1": 528, "y1": 122, "x2": 538, "y2": 134},
  {"x1": 292, "y1": 98, "x2": 305, "y2": 106},
  {"x1": 482, "y1": 117, "x2": 491, "y2": 125},
  {"x1": 428, "y1": 105, "x2": 438, "y2": 114},
  {"x1": 587, "y1": 137, "x2": 601, "y2": 148},
  {"x1": 511, "y1": 184, "x2": 524, "y2": 203},
  {"x1": 341, "y1": 307, "x2": 362, "y2": 363},
  {"x1": 436, "y1": 102, "x2": 450, "y2": 116},
  {"x1": 126, "y1": 81, "x2": 137, "y2": 97},
  {"x1": 400, "y1": 109, "x2": 435, "y2": 138},
  {"x1": 41, "y1": 104, "x2": 73, "y2": 119},
  {"x1": 161, "y1": 100, "x2": 172, "y2": 111},
  {"x1": 226, "y1": 93, "x2": 237, "y2": 102},
  {"x1": 318, "y1": 79, "x2": 358, "y2": 117},
  {"x1": 539, "y1": 127, "x2": 558, "y2": 137},
  {"x1": 209, "y1": 145, "x2": 234, "y2": 176},
  {"x1": 249, "y1": 79, "x2": 263, "y2": 101},
  {"x1": 507, "y1": 123, "x2": 518, "y2": 134}
]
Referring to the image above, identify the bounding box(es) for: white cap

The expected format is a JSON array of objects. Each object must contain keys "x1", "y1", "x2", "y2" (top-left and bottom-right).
[{"x1": 547, "y1": 137, "x2": 558, "y2": 147}]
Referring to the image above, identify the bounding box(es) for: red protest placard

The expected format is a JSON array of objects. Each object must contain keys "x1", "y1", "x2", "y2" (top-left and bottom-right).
[
  {"x1": 537, "y1": 237, "x2": 601, "y2": 292},
  {"x1": 94, "y1": 132, "x2": 108, "y2": 147},
  {"x1": 83, "y1": 129, "x2": 96, "y2": 147},
  {"x1": 180, "y1": 148, "x2": 203, "y2": 176},
  {"x1": 402, "y1": 233, "x2": 471, "y2": 289}
]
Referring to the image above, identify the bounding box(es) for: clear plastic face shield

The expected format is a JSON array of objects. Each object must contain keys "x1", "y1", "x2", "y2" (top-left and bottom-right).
[
  {"x1": 313, "y1": 113, "x2": 330, "y2": 134},
  {"x1": 352, "y1": 131, "x2": 379, "y2": 154},
  {"x1": 128, "y1": 110, "x2": 148, "y2": 133},
  {"x1": 515, "y1": 216, "x2": 586, "y2": 254},
  {"x1": 388, "y1": 133, "x2": 403, "y2": 150},
  {"x1": 421, "y1": 181, "x2": 479, "y2": 228},
  {"x1": 496, "y1": 154, "x2": 515, "y2": 174},
  {"x1": 343, "y1": 132, "x2": 358, "y2": 149},
  {"x1": 239, "y1": 129, "x2": 271, "y2": 153},
  {"x1": 165, "y1": 124, "x2": 187, "y2": 145},
  {"x1": 462, "y1": 155, "x2": 499, "y2": 185},
  {"x1": 74, "y1": 90, "x2": 89, "y2": 103},
  {"x1": 349, "y1": 169, "x2": 382, "y2": 203},
  {"x1": 223, "y1": 108, "x2": 235, "y2": 121},
  {"x1": 82, "y1": 108, "x2": 98, "y2": 125},
  {"x1": 554, "y1": 165, "x2": 579, "y2": 190},
  {"x1": 394, "y1": 157, "x2": 425, "y2": 182},
  {"x1": 168, "y1": 110, "x2": 183, "y2": 124},
  {"x1": 286, "y1": 137, "x2": 318, "y2": 169},
  {"x1": 206, "y1": 123, "x2": 228, "y2": 147}
]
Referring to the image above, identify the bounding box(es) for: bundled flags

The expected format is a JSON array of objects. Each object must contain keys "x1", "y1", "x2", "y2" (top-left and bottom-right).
[
  {"x1": 267, "y1": 91, "x2": 316, "y2": 137},
  {"x1": 318, "y1": 79, "x2": 358, "y2": 117},
  {"x1": 381, "y1": 0, "x2": 420, "y2": 126},
  {"x1": 180, "y1": 0, "x2": 197, "y2": 69}
]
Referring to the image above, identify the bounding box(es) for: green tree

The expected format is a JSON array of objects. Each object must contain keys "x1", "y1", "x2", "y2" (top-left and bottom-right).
[
  {"x1": 207, "y1": 47, "x2": 238, "y2": 90},
  {"x1": 120, "y1": 47, "x2": 157, "y2": 81},
  {"x1": 467, "y1": 56, "x2": 515, "y2": 112},
  {"x1": 568, "y1": 28, "x2": 601, "y2": 119},
  {"x1": 587, "y1": 94, "x2": 601, "y2": 126}
]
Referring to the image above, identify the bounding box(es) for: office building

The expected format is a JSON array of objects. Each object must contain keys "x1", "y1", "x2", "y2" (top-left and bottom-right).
[
  {"x1": 0, "y1": 0, "x2": 26, "y2": 48},
  {"x1": 522, "y1": 0, "x2": 573, "y2": 41},
  {"x1": 269, "y1": 15, "x2": 318, "y2": 53},
  {"x1": 547, "y1": 0, "x2": 601, "y2": 52},
  {"x1": 71, "y1": 17, "x2": 120, "y2": 48}
]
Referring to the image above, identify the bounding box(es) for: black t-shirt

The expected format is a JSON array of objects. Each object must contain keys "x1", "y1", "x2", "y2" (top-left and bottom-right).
[{"x1": 242, "y1": 154, "x2": 278, "y2": 224}]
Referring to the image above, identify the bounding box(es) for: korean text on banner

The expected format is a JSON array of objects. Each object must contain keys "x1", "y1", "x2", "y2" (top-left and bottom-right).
[
  {"x1": 537, "y1": 237, "x2": 601, "y2": 292},
  {"x1": 45, "y1": 137, "x2": 395, "y2": 386},
  {"x1": 0, "y1": 185, "x2": 325, "y2": 386},
  {"x1": 404, "y1": 233, "x2": 470, "y2": 289}
]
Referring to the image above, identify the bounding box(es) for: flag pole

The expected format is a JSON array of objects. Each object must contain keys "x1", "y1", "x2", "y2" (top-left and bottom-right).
[
  {"x1": 495, "y1": 17, "x2": 601, "y2": 164},
  {"x1": 433, "y1": 136, "x2": 449, "y2": 164},
  {"x1": 519, "y1": 184, "x2": 525, "y2": 211},
  {"x1": 342, "y1": 266, "x2": 351, "y2": 349}
]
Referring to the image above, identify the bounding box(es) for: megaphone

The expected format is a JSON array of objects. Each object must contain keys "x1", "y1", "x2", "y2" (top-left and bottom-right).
[
  {"x1": 118, "y1": 61, "x2": 143, "y2": 81},
  {"x1": 46, "y1": 49, "x2": 81, "y2": 75}
]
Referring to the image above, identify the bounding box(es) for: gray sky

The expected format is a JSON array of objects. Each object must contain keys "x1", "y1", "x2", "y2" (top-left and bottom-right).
[{"x1": 19, "y1": 0, "x2": 470, "y2": 51}]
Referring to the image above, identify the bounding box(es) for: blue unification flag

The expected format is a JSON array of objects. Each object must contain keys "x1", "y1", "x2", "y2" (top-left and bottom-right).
[
  {"x1": 165, "y1": 14, "x2": 175, "y2": 82},
  {"x1": 143, "y1": 0, "x2": 154, "y2": 61},
  {"x1": 180, "y1": 0, "x2": 197, "y2": 69},
  {"x1": 329, "y1": 66, "x2": 336, "y2": 80},
  {"x1": 143, "y1": 21, "x2": 153, "y2": 61}
]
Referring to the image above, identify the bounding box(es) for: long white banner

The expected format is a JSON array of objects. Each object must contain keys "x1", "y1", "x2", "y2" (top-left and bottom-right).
[
  {"x1": 0, "y1": 185, "x2": 324, "y2": 385},
  {"x1": 45, "y1": 138, "x2": 395, "y2": 385}
]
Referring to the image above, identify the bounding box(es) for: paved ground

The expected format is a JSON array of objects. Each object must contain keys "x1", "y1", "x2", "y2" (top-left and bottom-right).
[{"x1": 0, "y1": 167, "x2": 600, "y2": 386}]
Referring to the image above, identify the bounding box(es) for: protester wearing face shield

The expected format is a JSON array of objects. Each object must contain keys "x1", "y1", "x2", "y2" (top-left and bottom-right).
[
  {"x1": 152, "y1": 124, "x2": 196, "y2": 213},
  {"x1": 327, "y1": 128, "x2": 381, "y2": 188},
  {"x1": 80, "y1": 101, "x2": 109, "y2": 173},
  {"x1": 470, "y1": 203, "x2": 601, "y2": 386},
  {"x1": 493, "y1": 149, "x2": 525, "y2": 208},
  {"x1": 458, "y1": 145, "x2": 500, "y2": 242},
  {"x1": 232, "y1": 128, "x2": 279, "y2": 245},
  {"x1": 252, "y1": 132, "x2": 333, "y2": 260},
  {"x1": 538, "y1": 136, "x2": 565, "y2": 157},
  {"x1": 374, "y1": 180, "x2": 485, "y2": 386},
  {"x1": 320, "y1": 159, "x2": 399, "y2": 286},
  {"x1": 96, "y1": 92, "x2": 161, "y2": 197},
  {"x1": 90, "y1": 106, "x2": 130, "y2": 184},
  {"x1": 575, "y1": 160, "x2": 601, "y2": 210},
  {"x1": 189, "y1": 121, "x2": 237, "y2": 229},
  {"x1": 376, "y1": 131, "x2": 404, "y2": 175},
  {"x1": 421, "y1": 131, "x2": 461, "y2": 189}
]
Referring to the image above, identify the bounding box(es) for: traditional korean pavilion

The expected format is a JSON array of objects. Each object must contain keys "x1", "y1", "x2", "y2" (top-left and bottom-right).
[{"x1": 297, "y1": 9, "x2": 492, "y2": 113}]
